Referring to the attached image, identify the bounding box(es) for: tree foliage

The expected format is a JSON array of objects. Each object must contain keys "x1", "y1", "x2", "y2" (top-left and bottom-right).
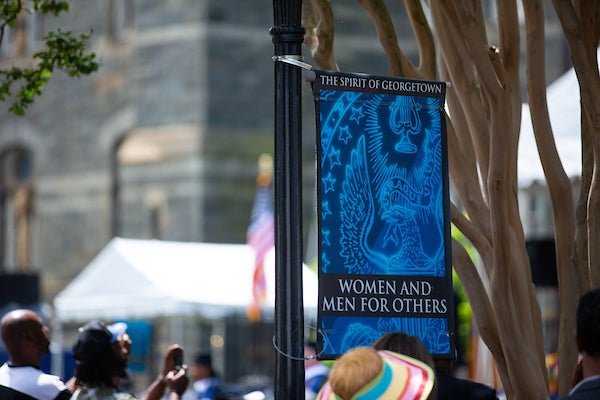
[
  {"x1": 0, "y1": 0, "x2": 98, "y2": 116},
  {"x1": 303, "y1": 0, "x2": 600, "y2": 397}
]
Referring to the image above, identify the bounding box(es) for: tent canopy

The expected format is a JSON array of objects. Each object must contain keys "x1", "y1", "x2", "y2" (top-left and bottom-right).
[{"x1": 54, "y1": 237, "x2": 318, "y2": 322}]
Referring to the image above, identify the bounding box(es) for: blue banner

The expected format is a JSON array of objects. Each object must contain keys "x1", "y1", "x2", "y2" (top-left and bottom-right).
[{"x1": 313, "y1": 70, "x2": 454, "y2": 359}]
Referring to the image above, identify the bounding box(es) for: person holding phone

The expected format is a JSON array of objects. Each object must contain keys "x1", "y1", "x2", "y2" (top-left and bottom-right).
[
  {"x1": 70, "y1": 320, "x2": 188, "y2": 400},
  {"x1": 173, "y1": 348, "x2": 184, "y2": 371}
]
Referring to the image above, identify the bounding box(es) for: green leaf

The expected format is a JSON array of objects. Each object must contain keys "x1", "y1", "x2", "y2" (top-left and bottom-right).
[
  {"x1": 1, "y1": 3, "x2": 98, "y2": 116},
  {"x1": 10, "y1": 104, "x2": 25, "y2": 116}
]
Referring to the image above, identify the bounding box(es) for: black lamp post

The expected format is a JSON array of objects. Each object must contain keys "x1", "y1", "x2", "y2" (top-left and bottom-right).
[{"x1": 271, "y1": 0, "x2": 306, "y2": 398}]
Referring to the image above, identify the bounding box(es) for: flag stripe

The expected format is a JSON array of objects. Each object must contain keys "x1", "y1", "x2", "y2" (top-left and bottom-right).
[{"x1": 246, "y1": 184, "x2": 274, "y2": 315}]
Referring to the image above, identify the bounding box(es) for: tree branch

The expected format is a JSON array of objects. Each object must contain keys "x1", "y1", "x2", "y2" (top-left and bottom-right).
[
  {"x1": 302, "y1": 0, "x2": 339, "y2": 71},
  {"x1": 444, "y1": 111, "x2": 492, "y2": 244},
  {"x1": 404, "y1": 0, "x2": 435, "y2": 79},
  {"x1": 441, "y1": 2, "x2": 502, "y2": 102},
  {"x1": 451, "y1": 238, "x2": 509, "y2": 393},
  {"x1": 356, "y1": 0, "x2": 418, "y2": 77},
  {"x1": 495, "y1": 1, "x2": 523, "y2": 201},
  {"x1": 523, "y1": 1, "x2": 578, "y2": 393},
  {"x1": 451, "y1": 204, "x2": 492, "y2": 275},
  {"x1": 431, "y1": 2, "x2": 492, "y2": 183}
]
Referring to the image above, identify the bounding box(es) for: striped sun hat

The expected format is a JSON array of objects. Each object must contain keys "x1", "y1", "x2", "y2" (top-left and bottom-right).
[{"x1": 316, "y1": 349, "x2": 434, "y2": 400}]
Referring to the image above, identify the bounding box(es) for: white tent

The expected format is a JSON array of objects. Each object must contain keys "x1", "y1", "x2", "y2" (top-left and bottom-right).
[
  {"x1": 53, "y1": 237, "x2": 318, "y2": 322},
  {"x1": 518, "y1": 48, "x2": 599, "y2": 186}
]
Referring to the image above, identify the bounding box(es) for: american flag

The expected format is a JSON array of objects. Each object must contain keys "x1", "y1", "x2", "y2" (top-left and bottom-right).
[{"x1": 246, "y1": 179, "x2": 274, "y2": 320}]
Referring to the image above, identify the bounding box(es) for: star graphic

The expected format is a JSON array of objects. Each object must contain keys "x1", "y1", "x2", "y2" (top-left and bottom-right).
[
  {"x1": 321, "y1": 253, "x2": 330, "y2": 273},
  {"x1": 321, "y1": 201, "x2": 332, "y2": 220},
  {"x1": 350, "y1": 106, "x2": 364, "y2": 124},
  {"x1": 322, "y1": 173, "x2": 336, "y2": 193},
  {"x1": 328, "y1": 147, "x2": 341, "y2": 168},
  {"x1": 338, "y1": 126, "x2": 353, "y2": 144},
  {"x1": 322, "y1": 229, "x2": 331, "y2": 246}
]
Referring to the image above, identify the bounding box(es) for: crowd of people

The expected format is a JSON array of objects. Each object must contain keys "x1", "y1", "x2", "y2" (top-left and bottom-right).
[
  {"x1": 0, "y1": 287, "x2": 599, "y2": 399},
  {"x1": 0, "y1": 312, "x2": 187, "y2": 400}
]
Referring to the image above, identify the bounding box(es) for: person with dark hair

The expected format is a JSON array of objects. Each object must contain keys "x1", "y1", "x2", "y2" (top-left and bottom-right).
[
  {"x1": 563, "y1": 287, "x2": 600, "y2": 399},
  {"x1": 372, "y1": 331, "x2": 436, "y2": 369},
  {"x1": 372, "y1": 331, "x2": 437, "y2": 399},
  {"x1": 0, "y1": 309, "x2": 71, "y2": 400},
  {"x1": 189, "y1": 352, "x2": 220, "y2": 400},
  {"x1": 71, "y1": 320, "x2": 188, "y2": 400},
  {"x1": 373, "y1": 331, "x2": 498, "y2": 400}
]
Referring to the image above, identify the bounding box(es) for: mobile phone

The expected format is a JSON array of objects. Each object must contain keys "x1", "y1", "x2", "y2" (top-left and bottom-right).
[{"x1": 173, "y1": 347, "x2": 184, "y2": 371}]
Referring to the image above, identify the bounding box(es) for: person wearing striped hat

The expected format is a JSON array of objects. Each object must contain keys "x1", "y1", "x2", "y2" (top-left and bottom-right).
[{"x1": 316, "y1": 346, "x2": 435, "y2": 400}]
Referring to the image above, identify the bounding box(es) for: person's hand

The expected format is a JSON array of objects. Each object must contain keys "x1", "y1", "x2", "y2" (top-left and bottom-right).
[
  {"x1": 162, "y1": 344, "x2": 182, "y2": 376},
  {"x1": 65, "y1": 376, "x2": 78, "y2": 392},
  {"x1": 165, "y1": 367, "x2": 189, "y2": 396}
]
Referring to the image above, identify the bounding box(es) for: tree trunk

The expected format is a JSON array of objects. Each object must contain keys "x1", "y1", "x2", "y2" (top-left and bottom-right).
[
  {"x1": 523, "y1": 0, "x2": 579, "y2": 395},
  {"x1": 552, "y1": 0, "x2": 600, "y2": 394}
]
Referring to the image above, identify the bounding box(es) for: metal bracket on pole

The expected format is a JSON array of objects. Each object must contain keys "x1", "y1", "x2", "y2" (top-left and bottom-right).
[{"x1": 272, "y1": 55, "x2": 313, "y2": 70}]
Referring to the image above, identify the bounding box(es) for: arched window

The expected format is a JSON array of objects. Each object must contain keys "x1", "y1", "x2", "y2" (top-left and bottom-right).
[
  {"x1": 0, "y1": 147, "x2": 34, "y2": 272},
  {"x1": 110, "y1": 126, "x2": 201, "y2": 240},
  {"x1": 110, "y1": 130, "x2": 170, "y2": 239}
]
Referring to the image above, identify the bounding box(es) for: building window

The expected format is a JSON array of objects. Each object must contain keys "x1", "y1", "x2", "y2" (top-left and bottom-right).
[
  {"x1": 0, "y1": 147, "x2": 34, "y2": 272},
  {"x1": 109, "y1": 0, "x2": 135, "y2": 44},
  {"x1": 529, "y1": 194, "x2": 537, "y2": 213}
]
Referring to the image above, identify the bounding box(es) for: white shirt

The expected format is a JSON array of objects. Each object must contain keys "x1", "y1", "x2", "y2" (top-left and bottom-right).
[{"x1": 0, "y1": 363, "x2": 70, "y2": 400}]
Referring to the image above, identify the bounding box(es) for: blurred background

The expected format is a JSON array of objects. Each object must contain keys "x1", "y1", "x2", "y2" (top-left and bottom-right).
[{"x1": 0, "y1": 0, "x2": 573, "y2": 395}]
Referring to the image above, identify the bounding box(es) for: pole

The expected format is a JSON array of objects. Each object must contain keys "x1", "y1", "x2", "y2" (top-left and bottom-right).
[{"x1": 271, "y1": 0, "x2": 305, "y2": 398}]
